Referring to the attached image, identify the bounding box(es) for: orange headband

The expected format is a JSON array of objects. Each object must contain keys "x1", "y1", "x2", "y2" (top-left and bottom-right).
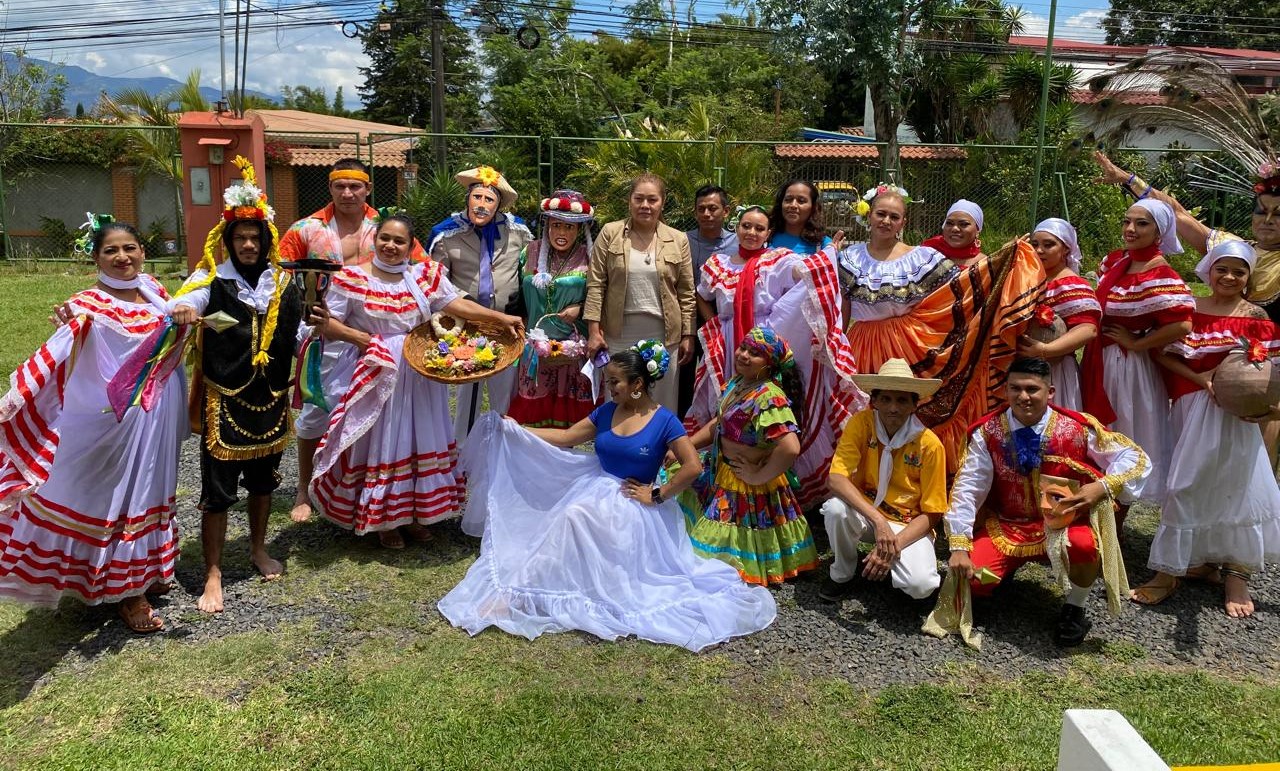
[{"x1": 329, "y1": 169, "x2": 371, "y2": 184}]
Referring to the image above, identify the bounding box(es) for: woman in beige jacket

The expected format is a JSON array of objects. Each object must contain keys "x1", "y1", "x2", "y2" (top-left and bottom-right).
[{"x1": 585, "y1": 173, "x2": 695, "y2": 413}]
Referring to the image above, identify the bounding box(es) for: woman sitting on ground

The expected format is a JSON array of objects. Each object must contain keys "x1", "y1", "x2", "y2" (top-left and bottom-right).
[{"x1": 438, "y1": 341, "x2": 776, "y2": 651}]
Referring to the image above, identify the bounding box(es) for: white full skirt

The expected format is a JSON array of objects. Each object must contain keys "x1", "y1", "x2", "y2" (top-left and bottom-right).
[
  {"x1": 437, "y1": 412, "x2": 776, "y2": 651},
  {"x1": 1149, "y1": 391, "x2": 1280, "y2": 574},
  {"x1": 1050, "y1": 355, "x2": 1083, "y2": 412},
  {"x1": 1102, "y1": 346, "x2": 1171, "y2": 502}
]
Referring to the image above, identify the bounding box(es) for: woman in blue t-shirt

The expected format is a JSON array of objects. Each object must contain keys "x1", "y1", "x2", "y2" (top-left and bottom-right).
[
  {"x1": 766, "y1": 178, "x2": 832, "y2": 256},
  {"x1": 438, "y1": 341, "x2": 777, "y2": 651}
]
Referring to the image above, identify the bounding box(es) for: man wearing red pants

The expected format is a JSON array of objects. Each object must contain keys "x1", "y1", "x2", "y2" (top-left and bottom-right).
[{"x1": 943, "y1": 357, "x2": 1149, "y2": 646}]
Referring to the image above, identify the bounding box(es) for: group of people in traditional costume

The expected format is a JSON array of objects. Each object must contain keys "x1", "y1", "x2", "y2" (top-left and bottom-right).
[{"x1": 1, "y1": 148, "x2": 1277, "y2": 654}]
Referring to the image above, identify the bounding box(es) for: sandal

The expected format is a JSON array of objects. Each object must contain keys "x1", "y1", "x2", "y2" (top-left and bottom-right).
[
  {"x1": 145, "y1": 581, "x2": 173, "y2": 596},
  {"x1": 118, "y1": 596, "x2": 164, "y2": 634},
  {"x1": 402, "y1": 523, "x2": 434, "y2": 543},
  {"x1": 1130, "y1": 573, "x2": 1180, "y2": 606},
  {"x1": 378, "y1": 529, "x2": 406, "y2": 550}
]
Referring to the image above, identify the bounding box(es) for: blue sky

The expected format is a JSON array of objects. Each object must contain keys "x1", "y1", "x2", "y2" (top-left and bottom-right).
[{"x1": 0, "y1": 0, "x2": 1112, "y2": 107}]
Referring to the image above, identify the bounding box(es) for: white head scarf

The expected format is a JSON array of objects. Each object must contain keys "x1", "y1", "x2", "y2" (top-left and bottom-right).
[
  {"x1": 1194, "y1": 238, "x2": 1257, "y2": 284},
  {"x1": 1130, "y1": 199, "x2": 1182, "y2": 255},
  {"x1": 1033, "y1": 217, "x2": 1083, "y2": 273},
  {"x1": 943, "y1": 199, "x2": 984, "y2": 232}
]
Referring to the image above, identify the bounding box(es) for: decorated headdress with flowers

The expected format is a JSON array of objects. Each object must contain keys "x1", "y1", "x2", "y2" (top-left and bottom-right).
[
  {"x1": 740, "y1": 326, "x2": 795, "y2": 379},
  {"x1": 456, "y1": 165, "x2": 518, "y2": 211},
  {"x1": 176, "y1": 155, "x2": 287, "y2": 369},
  {"x1": 73, "y1": 212, "x2": 117, "y2": 255},
  {"x1": 728, "y1": 204, "x2": 769, "y2": 230},
  {"x1": 854, "y1": 183, "x2": 912, "y2": 227},
  {"x1": 629, "y1": 339, "x2": 672, "y2": 381},
  {"x1": 1255, "y1": 160, "x2": 1280, "y2": 198},
  {"x1": 532, "y1": 189, "x2": 595, "y2": 290}
]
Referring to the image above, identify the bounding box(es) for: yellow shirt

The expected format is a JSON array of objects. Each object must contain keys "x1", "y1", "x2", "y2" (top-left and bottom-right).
[{"x1": 829, "y1": 409, "x2": 948, "y2": 523}]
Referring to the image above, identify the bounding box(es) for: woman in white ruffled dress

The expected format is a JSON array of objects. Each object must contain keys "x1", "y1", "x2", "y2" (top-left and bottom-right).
[
  {"x1": 0, "y1": 218, "x2": 188, "y2": 633},
  {"x1": 307, "y1": 213, "x2": 522, "y2": 549},
  {"x1": 439, "y1": 343, "x2": 776, "y2": 651},
  {"x1": 1135, "y1": 240, "x2": 1280, "y2": 616}
]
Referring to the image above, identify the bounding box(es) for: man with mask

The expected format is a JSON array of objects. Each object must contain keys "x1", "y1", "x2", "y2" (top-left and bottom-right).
[
  {"x1": 170, "y1": 157, "x2": 303, "y2": 615},
  {"x1": 927, "y1": 357, "x2": 1148, "y2": 648},
  {"x1": 428, "y1": 165, "x2": 531, "y2": 443}
]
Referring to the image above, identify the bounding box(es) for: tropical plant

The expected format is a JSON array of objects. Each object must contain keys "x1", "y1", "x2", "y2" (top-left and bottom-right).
[{"x1": 397, "y1": 168, "x2": 465, "y2": 239}]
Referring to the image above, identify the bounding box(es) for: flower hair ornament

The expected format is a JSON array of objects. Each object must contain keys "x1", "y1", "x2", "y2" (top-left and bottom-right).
[
  {"x1": 728, "y1": 204, "x2": 768, "y2": 230},
  {"x1": 629, "y1": 339, "x2": 671, "y2": 380},
  {"x1": 375, "y1": 206, "x2": 405, "y2": 222},
  {"x1": 1255, "y1": 158, "x2": 1280, "y2": 197},
  {"x1": 176, "y1": 155, "x2": 286, "y2": 369},
  {"x1": 74, "y1": 211, "x2": 116, "y2": 255},
  {"x1": 854, "y1": 183, "x2": 911, "y2": 227}
]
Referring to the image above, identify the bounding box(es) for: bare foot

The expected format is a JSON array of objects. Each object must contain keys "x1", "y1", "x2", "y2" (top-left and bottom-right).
[
  {"x1": 198, "y1": 568, "x2": 224, "y2": 613},
  {"x1": 1224, "y1": 573, "x2": 1255, "y2": 618},
  {"x1": 251, "y1": 548, "x2": 284, "y2": 581},
  {"x1": 290, "y1": 497, "x2": 312, "y2": 523}
]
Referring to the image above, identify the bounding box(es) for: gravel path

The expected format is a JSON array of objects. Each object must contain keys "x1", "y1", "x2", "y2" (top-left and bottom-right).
[{"x1": 11, "y1": 436, "x2": 1280, "y2": 695}]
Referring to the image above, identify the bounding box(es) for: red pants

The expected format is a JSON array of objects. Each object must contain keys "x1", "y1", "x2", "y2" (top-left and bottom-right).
[{"x1": 969, "y1": 522, "x2": 1097, "y2": 597}]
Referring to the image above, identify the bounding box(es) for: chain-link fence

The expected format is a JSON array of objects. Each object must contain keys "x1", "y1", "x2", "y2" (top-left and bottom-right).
[
  {"x1": 0, "y1": 123, "x2": 184, "y2": 265},
  {"x1": 0, "y1": 121, "x2": 1259, "y2": 281}
]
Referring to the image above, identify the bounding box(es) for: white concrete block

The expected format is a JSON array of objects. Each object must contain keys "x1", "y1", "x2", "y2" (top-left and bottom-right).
[{"x1": 1057, "y1": 709, "x2": 1170, "y2": 771}]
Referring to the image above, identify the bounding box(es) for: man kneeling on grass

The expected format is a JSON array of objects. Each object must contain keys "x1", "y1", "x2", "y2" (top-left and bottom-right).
[{"x1": 818, "y1": 359, "x2": 947, "y2": 603}]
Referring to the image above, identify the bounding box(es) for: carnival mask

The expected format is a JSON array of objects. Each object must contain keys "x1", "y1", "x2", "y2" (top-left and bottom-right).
[{"x1": 1039, "y1": 474, "x2": 1080, "y2": 530}]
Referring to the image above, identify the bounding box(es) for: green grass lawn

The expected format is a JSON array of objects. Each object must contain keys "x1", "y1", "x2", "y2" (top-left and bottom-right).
[{"x1": 0, "y1": 270, "x2": 1274, "y2": 771}]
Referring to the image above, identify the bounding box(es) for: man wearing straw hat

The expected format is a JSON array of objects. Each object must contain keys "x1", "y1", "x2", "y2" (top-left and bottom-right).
[
  {"x1": 928, "y1": 357, "x2": 1148, "y2": 648},
  {"x1": 818, "y1": 359, "x2": 947, "y2": 603},
  {"x1": 428, "y1": 165, "x2": 532, "y2": 444}
]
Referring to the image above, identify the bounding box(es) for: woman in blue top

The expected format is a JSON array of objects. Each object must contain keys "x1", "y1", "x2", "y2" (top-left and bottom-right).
[
  {"x1": 439, "y1": 340, "x2": 777, "y2": 651},
  {"x1": 767, "y1": 179, "x2": 832, "y2": 256}
]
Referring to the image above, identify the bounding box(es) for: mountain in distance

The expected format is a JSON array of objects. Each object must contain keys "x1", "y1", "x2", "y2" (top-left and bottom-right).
[{"x1": 3, "y1": 52, "x2": 279, "y2": 112}]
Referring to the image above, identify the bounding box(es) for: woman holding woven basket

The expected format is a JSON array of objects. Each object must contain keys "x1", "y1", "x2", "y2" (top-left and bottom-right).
[
  {"x1": 507, "y1": 190, "x2": 599, "y2": 428},
  {"x1": 1134, "y1": 240, "x2": 1280, "y2": 616},
  {"x1": 307, "y1": 212, "x2": 523, "y2": 549}
]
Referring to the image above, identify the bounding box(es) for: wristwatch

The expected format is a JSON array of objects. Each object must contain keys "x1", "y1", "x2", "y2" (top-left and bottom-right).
[{"x1": 651, "y1": 485, "x2": 664, "y2": 504}]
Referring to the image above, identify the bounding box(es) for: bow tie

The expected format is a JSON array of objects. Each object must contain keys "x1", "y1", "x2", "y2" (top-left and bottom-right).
[{"x1": 1012, "y1": 426, "x2": 1042, "y2": 475}]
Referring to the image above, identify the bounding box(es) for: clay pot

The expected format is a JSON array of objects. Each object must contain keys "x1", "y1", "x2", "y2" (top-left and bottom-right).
[
  {"x1": 1027, "y1": 314, "x2": 1067, "y2": 344},
  {"x1": 1212, "y1": 351, "x2": 1280, "y2": 419}
]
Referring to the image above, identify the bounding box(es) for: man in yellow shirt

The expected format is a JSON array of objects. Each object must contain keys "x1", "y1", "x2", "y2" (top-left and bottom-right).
[{"x1": 819, "y1": 359, "x2": 948, "y2": 602}]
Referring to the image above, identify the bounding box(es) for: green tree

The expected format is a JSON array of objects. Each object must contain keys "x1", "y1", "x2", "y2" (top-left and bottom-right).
[
  {"x1": 1104, "y1": 0, "x2": 1280, "y2": 48},
  {"x1": 357, "y1": 0, "x2": 481, "y2": 130},
  {"x1": 281, "y1": 84, "x2": 331, "y2": 114},
  {"x1": 333, "y1": 86, "x2": 347, "y2": 117},
  {"x1": 0, "y1": 50, "x2": 68, "y2": 122}
]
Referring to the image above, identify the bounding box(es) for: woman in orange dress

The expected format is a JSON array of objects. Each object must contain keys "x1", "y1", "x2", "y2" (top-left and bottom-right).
[{"x1": 830, "y1": 184, "x2": 1044, "y2": 470}]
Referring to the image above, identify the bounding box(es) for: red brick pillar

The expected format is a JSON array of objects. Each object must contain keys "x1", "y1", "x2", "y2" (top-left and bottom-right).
[
  {"x1": 110, "y1": 165, "x2": 139, "y2": 226},
  {"x1": 272, "y1": 164, "x2": 299, "y2": 229}
]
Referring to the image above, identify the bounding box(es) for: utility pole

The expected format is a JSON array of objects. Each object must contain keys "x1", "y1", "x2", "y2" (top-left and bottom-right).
[
  {"x1": 430, "y1": 0, "x2": 446, "y2": 170},
  {"x1": 666, "y1": 0, "x2": 676, "y2": 107},
  {"x1": 1028, "y1": 0, "x2": 1059, "y2": 228}
]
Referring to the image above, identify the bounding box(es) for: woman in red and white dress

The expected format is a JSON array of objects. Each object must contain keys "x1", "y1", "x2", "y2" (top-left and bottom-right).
[
  {"x1": 308, "y1": 214, "x2": 523, "y2": 549},
  {"x1": 1018, "y1": 218, "x2": 1100, "y2": 411},
  {"x1": 688, "y1": 205, "x2": 862, "y2": 507},
  {"x1": 1082, "y1": 200, "x2": 1194, "y2": 502},
  {"x1": 1135, "y1": 240, "x2": 1280, "y2": 615},
  {"x1": 0, "y1": 218, "x2": 188, "y2": 633}
]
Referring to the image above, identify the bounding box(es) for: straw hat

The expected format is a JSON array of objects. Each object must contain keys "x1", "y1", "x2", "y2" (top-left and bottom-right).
[
  {"x1": 456, "y1": 165, "x2": 518, "y2": 211},
  {"x1": 852, "y1": 358, "x2": 942, "y2": 398}
]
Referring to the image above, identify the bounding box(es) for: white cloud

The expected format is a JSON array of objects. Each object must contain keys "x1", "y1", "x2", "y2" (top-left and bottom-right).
[{"x1": 1020, "y1": 9, "x2": 1109, "y2": 43}]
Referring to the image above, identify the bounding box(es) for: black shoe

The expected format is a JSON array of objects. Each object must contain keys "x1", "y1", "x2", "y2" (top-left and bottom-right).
[
  {"x1": 818, "y1": 576, "x2": 856, "y2": 603},
  {"x1": 1054, "y1": 603, "x2": 1092, "y2": 647}
]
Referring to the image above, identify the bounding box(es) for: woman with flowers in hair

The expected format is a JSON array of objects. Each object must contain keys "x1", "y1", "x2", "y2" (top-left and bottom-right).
[
  {"x1": 831, "y1": 183, "x2": 1044, "y2": 471},
  {"x1": 306, "y1": 212, "x2": 523, "y2": 550},
  {"x1": 439, "y1": 340, "x2": 776, "y2": 651},
  {"x1": 1132, "y1": 240, "x2": 1280, "y2": 615},
  {"x1": 508, "y1": 190, "x2": 598, "y2": 428},
  {"x1": 0, "y1": 215, "x2": 189, "y2": 633},
  {"x1": 1080, "y1": 199, "x2": 1194, "y2": 502},
  {"x1": 1018, "y1": 218, "x2": 1101, "y2": 411},
  {"x1": 682, "y1": 327, "x2": 819, "y2": 586},
  {"x1": 691, "y1": 204, "x2": 862, "y2": 507}
]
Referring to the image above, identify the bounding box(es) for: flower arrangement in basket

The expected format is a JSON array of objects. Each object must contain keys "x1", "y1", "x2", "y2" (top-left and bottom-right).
[
  {"x1": 522, "y1": 313, "x2": 588, "y2": 378},
  {"x1": 405, "y1": 312, "x2": 523, "y2": 384}
]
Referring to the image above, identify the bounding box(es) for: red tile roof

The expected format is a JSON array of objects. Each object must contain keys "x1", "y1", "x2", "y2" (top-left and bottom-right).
[
  {"x1": 1176, "y1": 46, "x2": 1280, "y2": 62},
  {"x1": 1008, "y1": 36, "x2": 1148, "y2": 57},
  {"x1": 1070, "y1": 89, "x2": 1167, "y2": 106},
  {"x1": 774, "y1": 144, "x2": 967, "y2": 161}
]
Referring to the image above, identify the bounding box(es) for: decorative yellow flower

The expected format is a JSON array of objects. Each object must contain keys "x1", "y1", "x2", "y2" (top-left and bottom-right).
[
  {"x1": 854, "y1": 199, "x2": 870, "y2": 217},
  {"x1": 476, "y1": 166, "x2": 500, "y2": 187},
  {"x1": 474, "y1": 347, "x2": 497, "y2": 365}
]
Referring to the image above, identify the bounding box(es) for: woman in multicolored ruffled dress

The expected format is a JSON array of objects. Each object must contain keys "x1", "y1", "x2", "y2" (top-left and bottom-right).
[
  {"x1": 689, "y1": 205, "x2": 862, "y2": 507},
  {"x1": 507, "y1": 190, "x2": 598, "y2": 428},
  {"x1": 1134, "y1": 240, "x2": 1280, "y2": 616},
  {"x1": 683, "y1": 327, "x2": 819, "y2": 586},
  {"x1": 308, "y1": 213, "x2": 523, "y2": 549},
  {"x1": 831, "y1": 185, "x2": 1044, "y2": 471},
  {"x1": 0, "y1": 216, "x2": 188, "y2": 633},
  {"x1": 1018, "y1": 218, "x2": 1101, "y2": 411},
  {"x1": 1081, "y1": 200, "x2": 1194, "y2": 502}
]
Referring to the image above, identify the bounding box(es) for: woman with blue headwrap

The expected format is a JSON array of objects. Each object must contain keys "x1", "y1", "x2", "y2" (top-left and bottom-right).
[
  {"x1": 439, "y1": 339, "x2": 776, "y2": 651},
  {"x1": 1081, "y1": 199, "x2": 1194, "y2": 503},
  {"x1": 681, "y1": 326, "x2": 819, "y2": 586},
  {"x1": 1132, "y1": 240, "x2": 1280, "y2": 616}
]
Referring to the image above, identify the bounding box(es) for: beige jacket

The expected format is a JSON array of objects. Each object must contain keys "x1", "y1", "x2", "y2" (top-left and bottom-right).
[
  {"x1": 584, "y1": 219, "x2": 695, "y2": 346},
  {"x1": 428, "y1": 213, "x2": 532, "y2": 314}
]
